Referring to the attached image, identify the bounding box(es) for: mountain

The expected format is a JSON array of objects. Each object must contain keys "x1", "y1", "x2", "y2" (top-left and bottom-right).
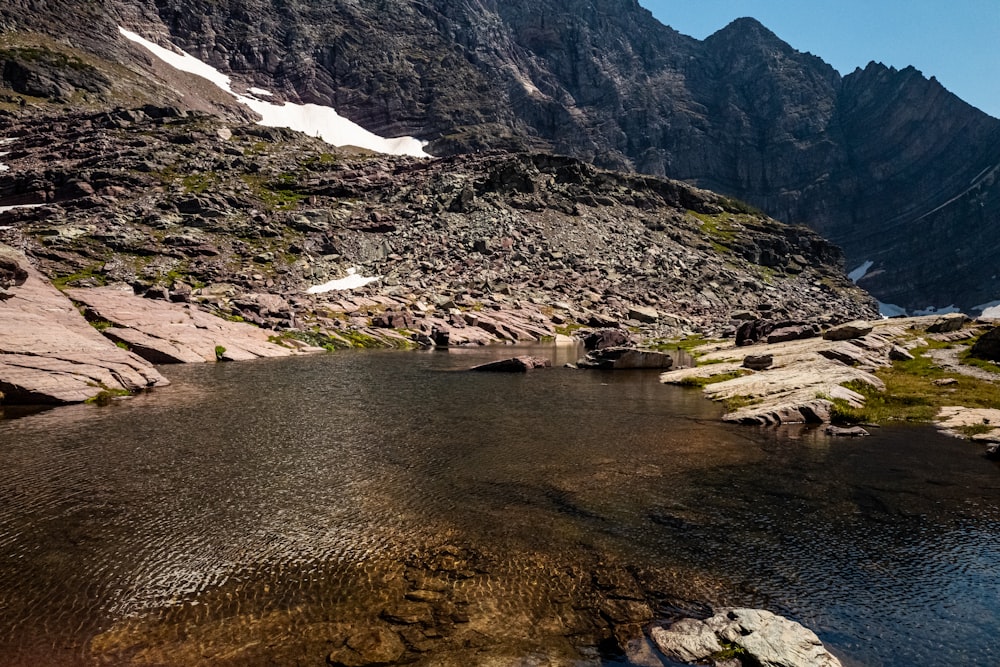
[{"x1": 1, "y1": 0, "x2": 998, "y2": 311}]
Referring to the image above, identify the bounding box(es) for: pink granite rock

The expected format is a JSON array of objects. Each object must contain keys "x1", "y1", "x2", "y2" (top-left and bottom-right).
[
  {"x1": 0, "y1": 245, "x2": 169, "y2": 404},
  {"x1": 65, "y1": 286, "x2": 312, "y2": 364}
]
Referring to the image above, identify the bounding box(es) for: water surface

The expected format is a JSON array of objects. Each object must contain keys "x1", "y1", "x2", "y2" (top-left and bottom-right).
[{"x1": 0, "y1": 346, "x2": 998, "y2": 665}]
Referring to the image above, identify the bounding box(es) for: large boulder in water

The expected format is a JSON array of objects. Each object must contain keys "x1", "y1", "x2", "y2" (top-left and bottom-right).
[
  {"x1": 469, "y1": 356, "x2": 551, "y2": 372},
  {"x1": 583, "y1": 328, "x2": 632, "y2": 351},
  {"x1": 577, "y1": 347, "x2": 673, "y2": 370},
  {"x1": 651, "y1": 608, "x2": 842, "y2": 667}
]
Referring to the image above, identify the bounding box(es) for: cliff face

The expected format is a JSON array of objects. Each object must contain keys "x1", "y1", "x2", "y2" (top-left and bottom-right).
[{"x1": 2, "y1": 0, "x2": 999, "y2": 311}]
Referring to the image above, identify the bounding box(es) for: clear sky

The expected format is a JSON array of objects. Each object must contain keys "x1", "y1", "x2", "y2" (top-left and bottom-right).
[{"x1": 637, "y1": 1, "x2": 1000, "y2": 119}]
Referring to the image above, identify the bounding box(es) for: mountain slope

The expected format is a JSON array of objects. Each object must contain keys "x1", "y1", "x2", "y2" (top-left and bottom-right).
[{"x1": 1, "y1": 0, "x2": 998, "y2": 311}]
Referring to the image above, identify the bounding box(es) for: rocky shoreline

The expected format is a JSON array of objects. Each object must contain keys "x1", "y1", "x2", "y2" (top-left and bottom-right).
[
  {"x1": 0, "y1": 106, "x2": 878, "y2": 408},
  {"x1": 661, "y1": 313, "x2": 1000, "y2": 458}
]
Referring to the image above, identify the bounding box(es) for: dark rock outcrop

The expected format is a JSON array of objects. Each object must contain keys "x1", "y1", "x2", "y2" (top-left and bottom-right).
[
  {"x1": 469, "y1": 356, "x2": 551, "y2": 372},
  {"x1": 577, "y1": 347, "x2": 673, "y2": 370},
  {"x1": 970, "y1": 327, "x2": 1000, "y2": 362}
]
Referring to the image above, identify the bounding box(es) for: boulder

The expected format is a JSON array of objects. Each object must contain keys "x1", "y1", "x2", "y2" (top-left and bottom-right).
[
  {"x1": 705, "y1": 608, "x2": 842, "y2": 667},
  {"x1": 742, "y1": 354, "x2": 773, "y2": 371},
  {"x1": 628, "y1": 305, "x2": 659, "y2": 323},
  {"x1": 584, "y1": 328, "x2": 632, "y2": 351},
  {"x1": 926, "y1": 313, "x2": 967, "y2": 333},
  {"x1": 823, "y1": 320, "x2": 873, "y2": 341},
  {"x1": 651, "y1": 609, "x2": 841, "y2": 667},
  {"x1": 767, "y1": 325, "x2": 818, "y2": 344},
  {"x1": 577, "y1": 347, "x2": 673, "y2": 370},
  {"x1": 970, "y1": 327, "x2": 1000, "y2": 362},
  {"x1": 888, "y1": 345, "x2": 914, "y2": 361},
  {"x1": 469, "y1": 356, "x2": 551, "y2": 372}
]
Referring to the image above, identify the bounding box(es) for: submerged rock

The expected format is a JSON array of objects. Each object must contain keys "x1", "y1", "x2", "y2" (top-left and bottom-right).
[{"x1": 825, "y1": 425, "x2": 870, "y2": 437}]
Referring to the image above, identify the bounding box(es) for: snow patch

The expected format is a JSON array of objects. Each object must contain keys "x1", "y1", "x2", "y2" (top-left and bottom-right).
[
  {"x1": 847, "y1": 260, "x2": 874, "y2": 283},
  {"x1": 248, "y1": 87, "x2": 273, "y2": 97},
  {"x1": 878, "y1": 301, "x2": 908, "y2": 318},
  {"x1": 983, "y1": 305, "x2": 1000, "y2": 319},
  {"x1": 307, "y1": 268, "x2": 381, "y2": 294},
  {"x1": 974, "y1": 299, "x2": 1000, "y2": 318},
  {"x1": 118, "y1": 27, "x2": 430, "y2": 158}
]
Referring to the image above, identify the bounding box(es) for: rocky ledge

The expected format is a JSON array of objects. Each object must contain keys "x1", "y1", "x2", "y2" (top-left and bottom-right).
[
  {"x1": 0, "y1": 242, "x2": 324, "y2": 406},
  {"x1": 0, "y1": 244, "x2": 168, "y2": 404},
  {"x1": 661, "y1": 314, "x2": 1000, "y2": 458}
]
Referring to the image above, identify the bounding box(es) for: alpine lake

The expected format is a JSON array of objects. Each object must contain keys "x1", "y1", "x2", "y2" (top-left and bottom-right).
[{"x1": 0, "y1": 344, "x2": 998, "y2": 666}]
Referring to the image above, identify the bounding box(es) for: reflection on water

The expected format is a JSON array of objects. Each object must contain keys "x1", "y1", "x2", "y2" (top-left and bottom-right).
[{"x1": 0, "y1": 345, "x2": 998, "y2": 666}]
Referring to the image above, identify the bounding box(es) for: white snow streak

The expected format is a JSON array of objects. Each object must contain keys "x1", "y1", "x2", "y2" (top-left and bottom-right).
[
  {"x1": 307, "y1": 268, "x2": 381, "y2": 294},
  {"x1": 847, "y1": 260, "x2": 874, "y2": 283},
  {"x1": 118, "y1": 27, "x2": 429, "y2": 158},
  {"x1": 982, "y1": 305, "x2": 1000, "y2": 319},
  {"x1": 248, "y1": 87, "x2": 274, "y2": 97}
]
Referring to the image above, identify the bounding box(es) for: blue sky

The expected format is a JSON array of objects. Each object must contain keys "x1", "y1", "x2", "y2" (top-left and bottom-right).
[{"x1": 638, "y1": 1, "x2": 1000, "y2": 118}]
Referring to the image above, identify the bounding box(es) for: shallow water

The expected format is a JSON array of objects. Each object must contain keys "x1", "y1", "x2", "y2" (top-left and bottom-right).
[{"x1": 0, "y1": 346, "x2": 998, "y2": 665}]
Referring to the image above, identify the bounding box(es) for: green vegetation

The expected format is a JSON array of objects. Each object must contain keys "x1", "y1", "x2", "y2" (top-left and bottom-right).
[
  {"x1": 53, "y1": 265, "x2": 106, "y2": 290},
  {"x1": 214, "y1": 345, "x2": 227, "y2": 360},
  {"x1": 711, "y1": 642, "x2": 749, "y2": 662},
  {"x1": 85, "y1": 387, "x2": 131, "y2": 406},
  {"x1": 240, "y1": 173, "x2": 306, "y2": 211},
  {"x1": 676, "y1": 370, "x2": 750, "y2": 388},
  {"x1": 181, "y1": 172, "x2": 220, "y2": 194},
  {"x1": 687, "y1": 209, "x2": 737, "y2": 253},
  {"x1": 830, "y1": 346, "x2": 1000, "y2": 425},
  {"x1": 0, "y1": 46, "x2": 93, "y2": 72},
  {"x1": 723, "y1": 395, "x2": 762, "y2": 412},
  {"x1": 115, "y1": 341, "x2": 129, "y2": 350},
  {"x1": 88, "y1": 319, "x2": 112, "y2": 331},
  {"x1": 554, "y1": 323, "x2": 585, "y2": 336},
  {"x1": 961, "y1": 348, "x2": 1000, "y2": 375},
  {"x1": 956, "y1": 423, "x2": 996, "y2": 438},
  {"x1": 647, "y1": 335, "x2": 724, "y2": 361}
]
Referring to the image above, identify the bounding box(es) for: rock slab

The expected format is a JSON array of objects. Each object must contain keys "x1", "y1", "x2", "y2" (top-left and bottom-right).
[
  {"x1": 0, "y1": 245, "x2": 168, "y2": 404},
  {"x1": 66, "y1": 287, "x2": 307, "y2": 364}
]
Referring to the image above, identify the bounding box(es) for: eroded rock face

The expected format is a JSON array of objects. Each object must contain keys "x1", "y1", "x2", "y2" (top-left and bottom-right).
[{"x1": 0, "y1": 245, "x2": 168, "y2": 405}]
